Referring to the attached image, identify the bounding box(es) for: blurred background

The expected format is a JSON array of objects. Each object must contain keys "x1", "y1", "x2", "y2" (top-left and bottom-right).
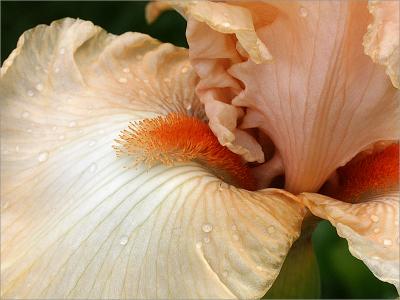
[{"x1": 1, "y1": 2, "x2": 397, "y2": 299}]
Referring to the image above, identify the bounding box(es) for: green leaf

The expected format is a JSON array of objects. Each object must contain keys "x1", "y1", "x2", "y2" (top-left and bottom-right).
[{"x1": 263, "y1": 230, "x2": 321, "y2": 299}]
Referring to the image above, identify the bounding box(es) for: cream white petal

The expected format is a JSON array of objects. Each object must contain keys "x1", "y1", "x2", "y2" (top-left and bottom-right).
[
  {"x1": 1, "y1": 18, "x2": 306, "y2": 299},
  {"x1": 299, "y1": 192, "x2": 399, "y2": 292}
]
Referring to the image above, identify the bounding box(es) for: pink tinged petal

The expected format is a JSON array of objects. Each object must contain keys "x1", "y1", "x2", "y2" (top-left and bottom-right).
[
  {"x1": 299, "y1": 192, "x2": 399, "y2": 292},
  {"x1": 228, "y1": 0, "x2": 399, "y2": 192},
  {"x1": 1, "y1": 18, "x2": 306, "y2": 298},
  {"x1": 179, "y1": 1, "x2": 271, "y2": 163},
  {"x1": 363, "y1": 0, "x2": 400, "y2": 88}
]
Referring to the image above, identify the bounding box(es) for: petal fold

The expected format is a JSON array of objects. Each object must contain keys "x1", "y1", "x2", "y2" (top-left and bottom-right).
[
  {"x1": 1, "y1": 18, "x2": 306, "y2": 299},
  {"x1": 299, "y1": 192, "x2": 399, "y2": 292},
  {"x1": 363, "y1": 0, "x2": 400, "y2": 88},
  {"x1": 185, "y1": 0, "x2": 399, "y2": 192}
]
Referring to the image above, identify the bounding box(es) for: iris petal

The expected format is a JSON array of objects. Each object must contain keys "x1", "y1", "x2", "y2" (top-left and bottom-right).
[
  {"x1": 299, "y1": 192, "x2": 399, "y2": 292},
  {"x1": 0, "y1": 18, "x2": 306, "y2": 299}
]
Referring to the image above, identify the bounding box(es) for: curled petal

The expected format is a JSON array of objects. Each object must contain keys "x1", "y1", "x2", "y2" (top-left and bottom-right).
[
  {"x1": 299, "y1": 192, "x2": 399, "y2": 292},
  {"x1": 194, "y1": 0, "x2": 399, "y2": 192},
  {"x1": 363, "y1": 0, "x2": 400, "y2": 88},
  {"x1": 1, "y1": 18, "x2": 306, "y2": 298}
]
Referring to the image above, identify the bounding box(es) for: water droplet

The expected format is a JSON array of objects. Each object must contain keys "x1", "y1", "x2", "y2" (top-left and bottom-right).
[
  {"x1": 222, "y1": 271, "x2": 228, "y2": 277},
  {"x1": 59, "y1": 48, "x2": 65, "y2": 55},
  {"x1": 203, "y1": 236, "x2": 210, "y2": 243},
  {"x1": 38, "y1": 151, "x2": 49, "y2": 162},
  {"x1": 372, "y1": 256, "x2": 380, "y2": 260},
  {"x1": 89, "y1": 163, "x2": 97, "y2": 173},
  {"x1": 231, "y1": 225, "x2": 237, "y2": 231},
  {"x1": 383, "y1": 239, "x2": 392, "y2": 246},
  {"x1": 195, "y1": 242, "x2": 202, "y2": 249},
  {"x1": 181, "y1": 66, "x2": 188, "y2": 74},
  {"x1": 88, "y1": 140, "x2": 96, "y2": 147},
  {"x1": 299, "y1": 6, "x2": 308, "y2": 17},
  {"x1": 15, "y1": 145, "x2": 20, "y2": 152},
  {"x1": 222, "y1": 22, "x2": 231, "y2": 27},
  {"x1": 267, "y1": 225, "x2": 276, "y2": 234},
  {"x1": 21, "y1": 111, "x2": 30, "y2": 119},
  {"x1": 118, "y1": 77, "x2": 128, "y2": 83},
  {"x1": 68, "y1": 121, "x2": 76, "y2": 127},
  {"x1": 119, "y1": 236, "x2": 129, "y2": 245},
  {"x1": 35, "y1": 83, "x2": 43, "y2": 91},
  {"x1": 186, "y1": 104, "x2": 192, "y2": 111},
  {"x1": 122, "y1": 67, "x2": 130, "y2": 73},
  {"x1": 54, "y1": 67, "x2": 60, "y2": 73},
  {"x1": 373, "y1": 228, "x2": 380, "y2": 233},
  {"x1": 202, "y1": 223, "x2": 213, "y2": 233},
  {"x1": 233, "y1": 234, "x2": 239, "y2": 241},
  {"x1": 27, "y1": 90, "x2": 34, "y2": 97},
  {"x1": 370, "y1": 214, "x2": 379, "y2": 222},
  {"x1": 58, "y1": 135, "x2": 65, "y2": 140}
]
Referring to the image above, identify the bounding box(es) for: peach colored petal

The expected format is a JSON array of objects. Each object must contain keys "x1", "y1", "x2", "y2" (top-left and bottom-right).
[
  {"x1": 1, "y1": 18, "x2": 306, "y2": 298},
  {"x1": 186, "y1": 0, "x2": 399, "y2": 192},
  {"x1": 299, "y1": 192, "x2": 399, "y2": 292},
  {"x1": 363, "y1": 0, "x2": 399, "y2": 88},
  {"x1": 145, "y1": 1, "x2": 174, "y2": 24}
]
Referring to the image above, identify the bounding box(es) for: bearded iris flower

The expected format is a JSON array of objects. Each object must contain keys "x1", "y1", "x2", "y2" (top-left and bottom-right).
[{"x1": 0, "y1": 0, "x2": 399, "y2": 299}]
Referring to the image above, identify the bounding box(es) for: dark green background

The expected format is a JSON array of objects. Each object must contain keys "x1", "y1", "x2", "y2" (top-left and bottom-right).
[{"x1": 1, "y1": 2, "x2": 397, "y2": 298}]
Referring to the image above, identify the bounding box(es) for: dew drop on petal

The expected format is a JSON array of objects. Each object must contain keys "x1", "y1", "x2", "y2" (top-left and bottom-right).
[
  {"x1": 203, "y1": 236, "x2": 210, "y2": 244},
  {"x1": 267, "y1": 225, "x2": 276, "y2": 234},
  {"x1": 21, "y1": 111, "x2": 30, "y2": 119},
  {"x1": 89, "y1": 163, "x2": 97, "y2": 173},
  {"x1": 383, "y1": 239, "x2": 393, "y2": 246},
  {"x1": 370, "y1": 214, "x2": 379, "y2": 222},
  {"x1": 27, "y1": 90, "x2": 34, "y2": 97},
  {"x1": 195, "y1": 242, "x2": 202, "y2": 249},
  {"x1": 119, "y1": 236, "x2": 129, "y2": 245},
  {"x1": 122, "y1": 67, "x2": 130, "y2": 73},
  {"x1": 35, "y1": 83, "x2": 44, "y2": 91},
  {"x1": 38, "y1": 151, "x2": 49, "y2": 162},
  {"x1": 181, "y1": 66, "x2": 188, "y2": 74},
  {"x1": 15, "y1": 145, "x2": 20, "y2": 152},
  {"x1": 54, "y1": 67, "x2": 60, "y2": 73},
  {"x1": 299, "y1": 6, "x2": 308, "y2": 17},
  {"x1": 202, "y1": 223, "x2": 213, "y2": 233},
  {"x1": 222, "y1": 22, "x2": 231, "y2": 28},
  {"x1": 373, "y1": 228, "x2": 380, "y2": 233}
]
